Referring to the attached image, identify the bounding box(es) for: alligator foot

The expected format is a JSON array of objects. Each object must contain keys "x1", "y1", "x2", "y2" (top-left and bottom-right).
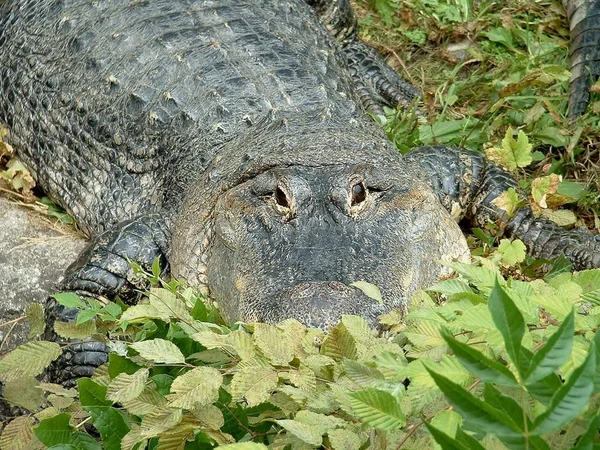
[{"x1": 342, "y1": 40, "x2": 422, "y2": 115}]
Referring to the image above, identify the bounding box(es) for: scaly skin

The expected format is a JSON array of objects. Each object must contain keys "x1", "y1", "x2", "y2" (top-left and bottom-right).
[
  {"x1": 564, "y1": 0, "x2": 600, "y2": 118},
  {"x1": 0, "y1": 0, "x2": 599, "y2": 387}
]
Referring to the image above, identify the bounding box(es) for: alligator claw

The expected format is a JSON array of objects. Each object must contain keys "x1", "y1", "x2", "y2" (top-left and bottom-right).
[{"x1": 343, "y1": 39, "x2": 422, "y2": 115}]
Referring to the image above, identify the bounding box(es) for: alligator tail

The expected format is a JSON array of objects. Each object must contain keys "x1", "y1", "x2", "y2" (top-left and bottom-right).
[{"x1": 564, "y1": 0, "x2": 600, "y2": 118}]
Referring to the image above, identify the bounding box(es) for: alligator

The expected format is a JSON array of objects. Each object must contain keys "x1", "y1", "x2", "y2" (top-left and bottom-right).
[{"x1": 0, "y1": 0, "x2": 599, "y2": 385}]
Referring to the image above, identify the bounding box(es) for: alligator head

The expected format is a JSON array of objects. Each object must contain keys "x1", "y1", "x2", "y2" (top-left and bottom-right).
[{"x1": 171, "y1": 119, "x2": 470, "y2": 328}]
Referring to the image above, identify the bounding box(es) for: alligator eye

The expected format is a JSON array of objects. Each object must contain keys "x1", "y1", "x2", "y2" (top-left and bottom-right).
[
  {"x1": 351, "y1": 182, "x2": 366, "y2": 206},
  {"x1": 275, "y1": 187, "x2": 289, "y2": 208}
]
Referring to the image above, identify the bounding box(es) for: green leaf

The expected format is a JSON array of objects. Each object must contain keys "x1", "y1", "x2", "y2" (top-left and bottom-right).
[
  {"x1": 2, "y1": 376, "x2": 46, "y2": 410},
  {"x1": 327, "y1": 428, "x2": 363, "y2": 450},
  {"x1": 321, "y1": 322, "x2": 357, "y2": 361},
  {"x1": 230, "y1": 362, "x2": 278, "y2": 407},
  {"x1": 26, "y1": 302, "x2": 45, "y2": 339},
  {"x1": 51, "y1": 293, "x2": 87, "y2": 309},
  {"x1": 482, "y1": 383, "x2": 530, "y2": 432},
  {"x1": 34, "y1": 413, "x2": 74, "y2": 447},
  {"x1": 253, "y1": 323, "x2": 294, "y2": 366},
  {"x1": 86, "y1": 406, "x2": 131, "y2": 450},
  {"x1": 276, "y1": 419, "x2": 323, "y2": 446},
  {"x1": 106, "y1": 368, "x2": 149, "y2": 403},
  {"x1": 70, "y1": 432, "x2": 103, "y2": 450},
  {"x1": 349, "y1": 281, "x2": 383, "y2": 304},
  {"x1": 217, "y1": 444, "x2": 268, "y2": 450},
  {"x1": 571, "y1": 412, "x2": 600, "y2": 450},
  {"x1": 343, "y1": 360, "x2": 385, "y2": 387},
  {"x1": 531, "y1": 342, "x2": 596, "y2": 435},
  {"x1": 524, "y1": 309, "x2": 574, "y2": 384},
  {"x1": 0, "y1": 341, "x2": 62, "y2": 380},
  {"x1": 488, "y1": 279, "x2": 525, "y2": 375},
  {"x1": 167, "y1": 366, "x2": 222, "y2": 409},
  {"x1": 77, "y1": 378, "x2": 111, "y2": 408},
  {"x1": 492, "y1": 187, "x2": 523, "y2": 218},
  {"x1": 130, "y1": 338, "x2": 186, "y2": 364},
  {"x1": 484, "y1": 127, "x2": 532, "y2": 171},
  {"x1": 54, "y1": 320, "x2": 96, "y2": 339},
  {"x1": 424, "y1": 421, "x2": 480, "y2": 450},
  {"x1": 483, "y1": 27, "x2": 514, "y2": 48},
  {"x1": 442, "y1": 329, "x2": 518, "y2": 386},
  {"x1": 0, "y1": 417, "x2": 36, "y2": 450},
  {"x1": 348, "y1": 388, "x2": 405, "y2": 430},
  {"x1": 426, "y1": 367, "x2": 522, "y2": 438},
  {"x1": 497, "y1": 239, "x2": 527, "y2": 266}
]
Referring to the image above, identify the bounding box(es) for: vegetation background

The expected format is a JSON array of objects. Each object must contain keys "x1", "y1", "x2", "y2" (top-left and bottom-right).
[{"x1": 1, "y1": 0, "x2": 600, "y2": 449}]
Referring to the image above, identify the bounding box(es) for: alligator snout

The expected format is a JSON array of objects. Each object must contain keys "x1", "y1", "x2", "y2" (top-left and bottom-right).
[{"x1": 272, "y1": 281, "x2": 387, "y2": 330}]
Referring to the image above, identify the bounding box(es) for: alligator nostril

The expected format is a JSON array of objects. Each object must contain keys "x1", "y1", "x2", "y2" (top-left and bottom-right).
[
  {"x1": 275, "y1": 186, "x2": 289, "y2": 208},
  {"x1": 351, "y1": 181, "x2": 366, "y2": 206}
]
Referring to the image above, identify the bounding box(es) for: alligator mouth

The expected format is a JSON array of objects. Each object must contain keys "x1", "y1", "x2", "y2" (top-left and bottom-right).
[{"x1": 263, "y1": 280, "x2": 388, "y2": 330}]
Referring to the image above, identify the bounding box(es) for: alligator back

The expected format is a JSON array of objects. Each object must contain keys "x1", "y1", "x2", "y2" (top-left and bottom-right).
[{"x1": 0, "y1": 0, "x2": 363, "y2": 234}]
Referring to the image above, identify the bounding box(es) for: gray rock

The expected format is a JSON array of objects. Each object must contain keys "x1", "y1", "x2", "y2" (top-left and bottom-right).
[{"x1": 0, "y1": 197, "x2": 86, "y2": 352}]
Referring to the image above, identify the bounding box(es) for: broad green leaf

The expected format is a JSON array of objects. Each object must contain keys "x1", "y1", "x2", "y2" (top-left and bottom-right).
[
  {"x1": 2, "y1": 376, "x2": 45, "y2": 410},
  {"x1": 485, "y1": 127, "x2": 532, "y2": 171},
  {"x1": 541, "y1": 209, "x2": 577, "y2": 227},
  {"x1": 0, "y1": 416, "x2": 36, "y2": 450},
  {"x1": 167, "y1": 366, "x2": 222, "y2": 409},
  {"x1": 121, "y1": 388, "x2": 167, "y2": 416},
  {"x1": 321, "y1": 322, "x2": 357, "y2": 361},
  {"x1": 254, "y1": 323, "x2": 294, "y2": 366},
  {"x1": 148, "y1": 288, "x2": 193, "y2": 323},
  {"x1": 119, "y1": 304, "x2": 170, "y2": 323},
  {"x1": 26, "y1": 302, "x2": 45, "y2": 339},
  {"x1": 426, "y1": 368, "x2": 522, "y2": 438},
  {"x1": 51, "y1": 293, "x2": 87, "y2": 309},
  {"x1": 492, "y1": 187, "x2": 523, "y2": 218},
  {"x1": 77, "y1": 378, "x2": 111, "y2": 408},
  {"x1": 34, "y1": 413, "x2": 74, "y2": 447},
  {"x1": 343, "y1": 360, "x2": 385, "y2": 387},
  {"x1": 524, "y1": 309, "x2": 574, "y2": 384},
  {"x1": 488, "y1": 279, "x2": 525, "y2": 375},
  {"x1": 442, "y1": 329, "x2": 518, "y2": 386},
  {"x1": 482, "y1": 384, "x2": 530, "y2": 433},
  {"x1": 497, "y1": 239, "x2": 526, "y2": 266},
  {"x1": 427, "y1": 279, "x2": 473, "y2": 296},
  {"x1": 106, "y1": 368, "x2": 149, "y2": 403},
  {"x1": 70, "y1": 432, "x2": 103, "y2": 450},
  {"x1": 531, "y1": 342, "x2": 596, "y2": 435},
  {"x1": 230, "y1": 362, "x2": 278, "y2": 407},
  {"x1": 276, "y1": 419, "x2": 323, "y2": 446},
  {"x1": 53, "y1": 320, "x2": 96, "y2": 339},
  {"x1": 0, "y1": 341, "x2": 62, "y2": 380},
  {"x1": 130, "y1": 338, "x2": 186, "y2": 364},
  {"x1": 86, "y1": 407, "x2": 130, "y2": 450},
  {"x1": 140, "y1": 408, "x2": 183, "y2": 437},
  {"x1": 217, "y1": 444, "x2": 268, "y2": 449},
  {"x1": 192, "y1": 404, "x2": 225, "y2": 430},
  {"x1": 349, "y1": 281, "x2": 383, "y2": 304},
  {"x1": 327, "y1": 428, "x2": 363, "y2": 450},
  {"x1": 348, "y1": 388, "x2": 405, "y2": 430},
  {"x1": 424, "y1": 421, "x2": 480, "y2": 450}
]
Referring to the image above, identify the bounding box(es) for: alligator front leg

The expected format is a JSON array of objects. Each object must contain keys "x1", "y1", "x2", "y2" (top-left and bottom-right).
[
  {"x1": 404, "y1": 146, "x2": 600, "y2": 269},
  {"x1": 306, "y1": 0, "x2": 421, "y2": 115},
  {"x1": 45, "y1": 214, "x2": 170, "y2": 386}
]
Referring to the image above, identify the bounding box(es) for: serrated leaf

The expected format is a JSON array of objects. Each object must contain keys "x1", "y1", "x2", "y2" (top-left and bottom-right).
[
  {"x1": 230, "y1": 362, "x2": 278, "y2": 407},
  {"x1": 0, "y1": 416, "x2": 36, "y2": 450},
  {"x1": 327, "y1": 428, "x2": 363, "y2": 450},
  {"x1": 120, "y1": 425, "x2": 146, "y2": 450},
  {"x1": 254, "y1": 323, "x2": 294, "y2": 366},
  {"x1": 427, "y1": 278, "x2": 473, "y2": 296},
  {"x1": 121, "y1": 388, "x2": 167, "y2": 415},
  {"x1": 488, "y1": 280, "x2": 525, "y2": 375},
  {"x1": 54, "y1": 320, "x2": 97, "y2": 339},
  {"x1": 217, "y1": 444, "x2": 268, "y2": 449},
  {"x1": 294, "y1": 410, "x2": 347, "y2": 435},
  {"x1": 106, "y1": 368, "x2": 149, "y2": 403},
  {"x1": 51, "y1": 293, "x2": 87, "y2": 309},
  {"x1": 192, "y1": 404, "x2": 225, "y2": 430},
  {"x1": 167, "y1": 366, "x2": 222, "y2": 409},
  {"x1": 26, "y1": 302, "x2": 45, "y2": 339},
  {"x1": 34, "y1": 413, "x2": 74, "y2": 447},
  {"x1": 497, "y1": 239, "x2": 527, "y2": 266},
  {"x1": 442, "y1": 330, "x2": 518, "y2": 386},
  {"x1": 130, "y1": 338, "x2": 186, "y2": 364},
  {"x1": 148, "y1": 288, "x2": 193, "y2": 323},
  {"x1": 349, "y1": 281, "x2": 383, "y2": 304},
  {"x1": 140, "y1": 408, "x2": 183, "y2": 437},
  {"x1": 348, "y1": 388, "x2": 405, "y2": 430},
  {"x1": 343, "y1": 360, "x2": 385, "y2": 387},
  {"x1": 0, "y1": 341, "x2": 62, "y2": 380},
  {"x1": 276, "y1": 419, "x2": 323, "y2": 446},
  {"x1": 77, "y1": 378, "x2": 111, "y2": 407},
  {"x1": 426, "y1": 368, "x2": 522, "y2": 438},
  {"x1": 86, "y1": 406, "x2": 131, "y2": 450},
  {"x1": 119, "y1": 304, "x2": 170, "y2": 323},
  {"x1": 531, "y1": 341, "x2": 596, "y2": 435},
  {"x1": 524, "y1": 309, "x2": 574, "y2": 384},
  {"x1": 3, "y1": 376, "x2": 46, "y2": 410},
  {"x1": 492, "y1": 187, "x2": 523, "y2": 218},
  {"x1": 485, "y1": 127, "x2": 532, "y2": 171},
  {"x1": 321, "y1": 322, "x2": 357, "y2": 361}
]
